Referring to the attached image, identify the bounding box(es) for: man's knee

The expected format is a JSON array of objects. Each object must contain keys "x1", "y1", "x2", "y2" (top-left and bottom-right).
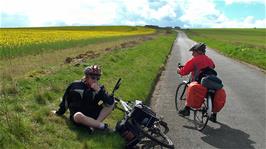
[
  {"x1": 73, "y1": 112, "x2": 86, "y2": 123},
  {"x1": 109, "y1": 102, "x2": 115, "y2": 109},
  {"x1": 105, "y1": 102, "x2": 115, "y2": 109}
]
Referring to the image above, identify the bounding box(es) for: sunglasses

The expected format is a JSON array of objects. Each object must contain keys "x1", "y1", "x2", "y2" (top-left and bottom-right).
[{"x1": 90, "y1": 76, "x2": 100, "y2": 81}]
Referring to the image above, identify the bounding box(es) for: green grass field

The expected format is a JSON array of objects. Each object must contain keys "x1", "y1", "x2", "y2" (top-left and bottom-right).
[
  {"x1": 184, "y1": 28, "x2": 266, "y2": 70},
  {"x1": 0, "y1": 26, "x2": 176, "y2": 148}
]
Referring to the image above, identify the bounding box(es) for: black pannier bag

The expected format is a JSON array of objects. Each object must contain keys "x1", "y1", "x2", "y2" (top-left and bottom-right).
[
  {"x1": 131, "y1": 104, "x2": 158, "y2": 128},
  {"x1": 201, "y1": 75, "x2": 223, "y2": 90},
  {"x1": 115, "y1": 119, "x2": 140, "y2": 148}
]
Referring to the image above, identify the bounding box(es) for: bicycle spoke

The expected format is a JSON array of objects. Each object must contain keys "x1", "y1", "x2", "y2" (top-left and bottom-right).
[
  {"x1": 193, "y1": 107, "x2": 209, "y2": 131},
  {"x1": 195, "y1": 114, "x2": 203, "y2": 123}
]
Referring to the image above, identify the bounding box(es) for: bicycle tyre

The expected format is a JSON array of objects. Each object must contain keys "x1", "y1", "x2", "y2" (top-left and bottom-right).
[
  {"x1": 133, "y1": 120, "x2": 174, "y2": 148},
  {"x1": 175, "y1": 82, "x2": 188, "y2": 112},
  {"x1": 158, "y1": 120, "x2": 169, "y2": 134},
  {"x1": 193, "y1": 102, "x2": 209, "y2": 131}
]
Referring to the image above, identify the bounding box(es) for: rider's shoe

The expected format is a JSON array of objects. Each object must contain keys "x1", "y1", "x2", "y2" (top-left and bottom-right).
[
  {"x1": 178, "y1": 106, "x2": 190, "y2": 116},
  {"x1": 209, "y1": 113, "x2": 217, "y2": 123},
  {"x1": 54, "y1": 107, "x2": 66, "y2": 116},
  {"x1": 98, "y1": 123, "x2": 114, "y2": 133},
  {"x1": 87, "y1": 127, "x2": 94, "y2": 134}
]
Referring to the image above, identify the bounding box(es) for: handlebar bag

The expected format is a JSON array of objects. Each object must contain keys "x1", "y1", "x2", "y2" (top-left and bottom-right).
[
  {"x1": 131, "y1": 104, "x2": 158, "y2": 128},
  {"x1": 115, "y1": 120, "x2": 140, "y2": 147},
  {"x1": 201, "y1": 75, "x2": 223, "y2": 90}
]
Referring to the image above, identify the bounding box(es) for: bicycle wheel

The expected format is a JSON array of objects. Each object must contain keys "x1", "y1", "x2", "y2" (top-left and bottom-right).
[
  {"x1": 175, "y1": 82, "x2": 188, "y2": 112},
  {"x1": 193, "y1": 102, "x2": 209, "y2": 131},
  {"x1": 134, "y1": 120, "x2": 174, "y2": 149}
]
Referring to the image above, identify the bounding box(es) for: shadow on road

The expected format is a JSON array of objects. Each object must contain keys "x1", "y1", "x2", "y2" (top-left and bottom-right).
[
  {"x1": 201, "y1": 122, "x2": 256, "y2": 149},
  {"x1": 179, "y1": 115, "x2": 256, "y2": 148}
]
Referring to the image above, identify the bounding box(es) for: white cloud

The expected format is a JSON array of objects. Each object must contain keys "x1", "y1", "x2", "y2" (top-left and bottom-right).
[
  {"x1": 124, "y1": 20, "x2": 147, "y2": 26},
  {"x1": 1, "y1": 0, "x2": 179, "y2": 27},
  {"x1": 0, "y1": 0, "x2": 265, "y2": 28},
  {"x1": 121, "y1": 0, "x2": 177, "y2": 20},
  {"x1": 1, "y1": 0, "x2": 118, "y2": 26},
  {"x1": 224, "y1": 0, "x2": 266, "y2": 5},
  {"x1": 212, "y1": 16, "x2": 266, "y2": 28},
  {"x1": 179, "y1": 0, "x2": 223, "y2": 27},
  {"x1": 178, "y1": 0, "x2": 266, "y2": 28},
  {"x1": 150, "y1": 3, "x2": 177, "y2": 20}
]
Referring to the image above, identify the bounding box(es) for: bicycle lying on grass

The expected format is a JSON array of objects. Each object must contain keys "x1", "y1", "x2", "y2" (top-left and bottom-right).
[
  {"x1": 112, "y1": 78, "x2": 174, "y2": 148},
  {"x1": 175, "y1": 63, "x2": 223, "y2": 131}
]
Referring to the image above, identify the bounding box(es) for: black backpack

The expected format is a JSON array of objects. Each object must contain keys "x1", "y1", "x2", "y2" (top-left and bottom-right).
[
  {"x1": 199, "y1": 67, "x2": 223, "y2": 90},
  {"x1": 197, "y1": 67, "x2": 217, "y2": 82}
]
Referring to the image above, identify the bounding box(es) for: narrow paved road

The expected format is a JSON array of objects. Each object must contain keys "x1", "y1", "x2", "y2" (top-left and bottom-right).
[{"x1": 150, "y1": 31, "x2": 266, "y2": 149}]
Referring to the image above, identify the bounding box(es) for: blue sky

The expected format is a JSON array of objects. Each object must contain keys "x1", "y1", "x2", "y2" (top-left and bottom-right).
[
  {"x1": 215, "y1": 1, "x2": 265, "y2": 20},
  {"x1": 0, "y1": 0, "x2": 265, "y2": 28}
]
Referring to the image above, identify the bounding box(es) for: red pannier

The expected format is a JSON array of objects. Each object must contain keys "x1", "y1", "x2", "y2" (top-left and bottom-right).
[
  {"x1": 186, "y1": 82, "x2": 207, "y2": 109},
  {"x1": 212, "y1": 88, "x2": 226, "y2": 112}
]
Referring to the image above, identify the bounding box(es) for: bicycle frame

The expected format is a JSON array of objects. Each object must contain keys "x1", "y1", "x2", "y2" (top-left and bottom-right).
[
  {"x1": 119, "y1": 100, "x2": 132, "y2": 113},
  {"x1": 112, "y1": 78, "x2": 174, "y2": 148},
  {"x1": 116, "y1": 99, "x2": 142, "y2": 114}
]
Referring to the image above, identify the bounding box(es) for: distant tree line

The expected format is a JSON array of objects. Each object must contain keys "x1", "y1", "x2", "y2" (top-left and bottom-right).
[{"x1": 145, "y1": 25, "x2": 181, "y2": 30}]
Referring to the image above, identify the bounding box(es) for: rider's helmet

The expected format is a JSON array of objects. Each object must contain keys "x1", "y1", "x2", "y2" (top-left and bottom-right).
[
  {"x1": 84, "y1": 65, "x2": 102, "y2": 76},
  {"x1": 189, "y1": 43, "x2": 206, "y2": 54}
]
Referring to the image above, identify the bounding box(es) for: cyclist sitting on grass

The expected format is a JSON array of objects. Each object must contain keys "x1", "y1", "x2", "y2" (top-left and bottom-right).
[
  {"x1": 177, "y1": 43, "x2": 217, "y2": 122},
  {"x1": 54, "y1": 65, "x2": 114, "y2": 133}
]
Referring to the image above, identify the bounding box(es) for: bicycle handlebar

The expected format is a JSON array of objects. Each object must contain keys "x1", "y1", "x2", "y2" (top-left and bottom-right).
[
  {"x1": 111, "y1": 78, "x2": 122, "y2": 97},
  {"x1": 178, "y1": 62, "x2": 184, "y2": 69}
]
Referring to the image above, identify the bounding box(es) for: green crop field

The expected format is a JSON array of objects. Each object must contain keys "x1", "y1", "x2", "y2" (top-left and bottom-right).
[
  {"x1": 184, "y1": 28, "x2": 266, "y2": 70},
  {"x1": 0, "y1": 26, "x2": 177, "y2": 148}
]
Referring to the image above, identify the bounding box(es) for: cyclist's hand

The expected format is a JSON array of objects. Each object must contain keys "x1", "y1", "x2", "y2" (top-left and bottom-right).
[
  {"x1": 91, "y1": 82, "x2": 100, "y2": 92},
  {"x1": 178, "y1": 63, "x2": 184, "y2": 69}
]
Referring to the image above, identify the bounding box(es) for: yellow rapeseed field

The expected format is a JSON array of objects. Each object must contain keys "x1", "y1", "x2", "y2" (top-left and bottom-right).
[{"x1": 0, "y1": 26, "x2": 155, "y2": 58}]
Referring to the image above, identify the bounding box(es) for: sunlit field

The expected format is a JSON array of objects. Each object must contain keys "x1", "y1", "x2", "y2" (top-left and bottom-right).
[
  {"x1": 0, "y1": 26, "x2": 155, "y2": 59},
  {"x1": 0, "y1": 26, "x2": 176, "y2": 148}
]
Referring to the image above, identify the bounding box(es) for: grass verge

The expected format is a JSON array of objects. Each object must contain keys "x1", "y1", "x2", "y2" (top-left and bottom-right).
[{"x1": 0, "y1": 31, "x2": 177, "y2": 148}]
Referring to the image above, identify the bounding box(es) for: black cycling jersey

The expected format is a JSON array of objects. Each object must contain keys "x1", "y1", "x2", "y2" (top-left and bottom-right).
[{"x1": 58, "y1": 80, "x2": 114, "y2": 117}]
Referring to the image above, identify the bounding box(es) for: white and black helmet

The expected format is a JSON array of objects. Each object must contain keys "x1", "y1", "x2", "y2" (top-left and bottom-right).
[
  {"x1": 84, "y1": 65, "x2": 102, "y2": 76},
  {"x1": 189, "y1": 43, "x2": 206, "y2": 53}
]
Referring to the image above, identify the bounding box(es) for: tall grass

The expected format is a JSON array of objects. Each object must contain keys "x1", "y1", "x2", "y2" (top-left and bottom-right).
[
  {"x1": 185, "y1": 28, "x2": 266, "y2": 69},
  {"x1": 0, "y1": 31, "x2": 177, "y2": 148}
]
